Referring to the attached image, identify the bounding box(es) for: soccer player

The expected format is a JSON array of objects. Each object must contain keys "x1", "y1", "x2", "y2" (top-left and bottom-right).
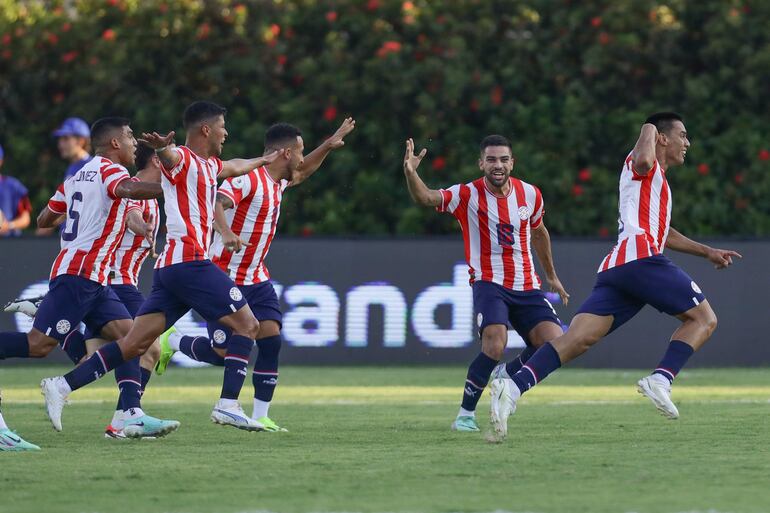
[
  {"x1": 0, "y1": 389, "x2": 40, "y2": 451},
  {"x1": 489, "y1": 113, "x2": 742, "y2": 437},
  {"x1": 0, "y1": 117, "x2": 179, "y2": 437},
  {"x1": 154, "y1": 118, "x2": 356, "y2": 432},
  {"x1": 403, "y1": 135, "x2": 570, "y2": 432},
  {"x1": 40, "y1": 101, "x2": 281, "y2": 432}
]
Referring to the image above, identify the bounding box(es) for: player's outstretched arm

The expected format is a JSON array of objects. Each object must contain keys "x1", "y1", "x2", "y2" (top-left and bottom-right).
[
  {"x1": 36, "y1": 207, "x2": 65, "y2": 229},
  {"x1": 214, "y1": 193, "x2": 249, "y2": 253},
  {"x1": 138, "y1": 131, "x2": 180, "y2": 171},
  {"x1": 403, "y1": 138, "x2": 442, "y2": 207},
  {"x1": 115, "y1": 179, "x2": 163, "y2": 200},
  {"x1": 631, "y1": 123, "x2": 659, "y2": 176},
  {"x1": 220, "y1": 150, "x2": 281, "y2": 180},
  {"x1": 291, "y1": 117, "x2": 356, "y2": 187},
  {"x1": 531, "y1": 222, "x2": 570, "y2": 305},
  {"x1": 665, "y1": 227, "x2": 742, "y2": 269}
]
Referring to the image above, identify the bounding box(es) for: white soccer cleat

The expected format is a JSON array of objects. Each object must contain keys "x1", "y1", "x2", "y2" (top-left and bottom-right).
[
  {"x1": 40, "y1": 377, "x2": 70, "y2": 432},
  {"x1": 211, "y1": 402, "x2": 265, "y2": 431},
  {"x1": 489, "y1": 378, "x2": 518, "y2": 439},
  {"x1": 637, "y1": 374, "x2": 680, "y2": 419},
  {"x1": 3, "y1": 296, "x2": 44, "y2": 318}
]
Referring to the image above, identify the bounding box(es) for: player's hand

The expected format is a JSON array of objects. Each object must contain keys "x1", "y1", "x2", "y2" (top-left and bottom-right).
[
  {"x1": 138, "y1": 131, "x2": 176, "y2": 149},
  {"x1": 222, "y1": 229, "x2": 249, "y2": 253},
  {"x1": 327, "y1": 117, "x2": 356, "y2": 150},
  {"x1": 255, "y1": 150, "x2": 281, "y2": 168},
  {"x1": 403, "y1": 138, "x2": 427, "y2": 174},
  {"x1": 706, "y1": 247, "x2": 742, "y2": 269},
  {"x1": 144, "y1": 213, "x2": 158, "y2": 258},
  {"x1": 547, "y1": 276, "x2": 570, "y2": 306},
  {"x1": 0, "y1": 220, "x2": 10, "y2": 236}
]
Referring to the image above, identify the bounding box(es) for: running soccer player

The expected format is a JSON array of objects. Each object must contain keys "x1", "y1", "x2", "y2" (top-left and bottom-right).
[
  {"x1": 154, "y1": 118, "x2": 356, "y2": 432},
  {"x1": 489, "y1": 113, "x2": 742, "y2": 437},
  {"x1": 403, "y1": 135, "x2": 570, "y2": 432},
  {"x1": 41, "y1": 101, "x2": 281, "y2": 432},
  {"x1": 0, "y1": 389, "x2": 40, "y2": 451},
  {"x1": 0, "y1": 117, "x2": 180, "y2": 437}
]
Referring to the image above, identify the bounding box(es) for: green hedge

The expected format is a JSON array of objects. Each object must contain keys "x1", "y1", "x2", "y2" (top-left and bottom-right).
[{"x1": 1, "y1": 0, "x2": 768, "y2": 237}]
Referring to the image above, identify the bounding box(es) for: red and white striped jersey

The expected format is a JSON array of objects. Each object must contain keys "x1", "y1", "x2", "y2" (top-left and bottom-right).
[
  {"x1": 598, "y1": 153, "x2": 672, "y2": 272},
  {"x1": 111, "y1": 198, "x2": 160, "y2": 286},
  {"x1": 156, "y1": 146, "x2": 223, "y2": 268},
  {"x1": 211, "y1": 166, "x2": 289, "y2": 285},
  {"x1": 438, "y1": 176, "x2": 545, "y2": 290},
  {"x1": 47, "y1": 156, "x2": 134, "y2": 285}
]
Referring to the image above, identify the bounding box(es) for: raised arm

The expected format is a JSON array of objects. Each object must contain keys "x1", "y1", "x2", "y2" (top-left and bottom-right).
[
  {"x1": 630, "y1": 123, "x2": 658, "y2": 176},
  {"x1": 214, "y1": 193, "x2": 249, "y2": 253},
  {"x1": 402, "y1": 138, "x2": 442, "y2": 207},
  {"x1": 115, "y1": 179, "x2": 163, "y2": 200},
  {"x1": 138, "y1": 131, "x2": 180, "y2": 171},
  {"x1": 531, "y1": 222, "x2": 569, "y2": 305},
  {"x1": 291, "y1": 117, "x2": 356, "y2": 186},
  {"x1": 666, "y1": 227, "x2": 742, "y2": 269},
  {"x1": 219, "y1": 151, "x2": 281, "y2": 180},
  {"x1": 36, "y1": 207, "x2": 65, "y2": 229}
]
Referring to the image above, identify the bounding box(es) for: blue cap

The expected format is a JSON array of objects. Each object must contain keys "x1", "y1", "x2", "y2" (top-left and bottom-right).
[{"x1": 52, "y1": 117, "x2": 90, "y2": 138}]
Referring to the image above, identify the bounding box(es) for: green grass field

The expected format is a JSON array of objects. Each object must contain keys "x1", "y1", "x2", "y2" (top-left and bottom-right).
[{"x1": 1, "y1": 365, "x2": 769, "y2": 513}]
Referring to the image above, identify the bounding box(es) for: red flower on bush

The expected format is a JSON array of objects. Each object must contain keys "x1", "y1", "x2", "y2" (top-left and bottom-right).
[
  {"x1": 377, "y1": 40, "x2": 402, "y2": 58},
  {"x1": 323, "y1": 106, "x2": 337, "y2": 122},
  {"x1": 62, "y1": 22, "x2": 71, "y2": 32},
  {"x1": 102, "y1": 29, "x2": 116, "y2": 41},
  {"x1": 366, "y1": 0, "x2": 380, "y2": 10},
  {"x1": 470, "y1": 99, "x2": 480, "y2": 112},
  {"x1": 491, "y1": 86, "x2": 503, "y2": 106},
  {"x1": 46, "y1": 32, "x2": 59, "y2": 45},
  {"x1": 270, "y1": 24, "x2": 281, "y2": 37},
  {"x1": 1, "y1": 34, "x2": 10, "y2": 46},
  {"x1": 89, "y1": 56, "x2": 100, "y2": 66},
  {"x1": 598, "y1": 32, "x2": 611, "y2": 45},
  {"x1": 197, "y1": 23, "x2": 211, "y2": 40},
  {"x1": 735, "y1": 198, "x2": 748, "y2": 210},
  {"x1": 53, "y1": 92, "x2": 65, "y2": 104},
  {"x1": 158, "y1": 3, "x2": 168, "y2": 13},
  {"x1": 326, "y1": 11, "x2": 338, "y2": 22},
  {"x1": 277, "y1": 54, "x2": 288, "y2": 66},
  {"x1": 301, "y1": 226, "x2": 314, "y2": 237},
  {"x1": 697, "y1": 163, "x2": 709, "y2": 175},
  {"x1": 578, "y1": 168, "x2": 591, "y2": 181},
  {"x1": 432, "y1": 156, "x2": 447, "y2": 171},
  {"x1": 62, "y1": 51, "x2": 78, "y2": 63},
  {"x1": 1, "y1": 49, "x2": 11, "y2": 60},
  {"x1": 758, "y1": 149, "x2": 769, "y2": 161},
  {"x1": 590, "y1": 16, "x2": 602, "y2": 27},
  {"x1": 733, "y1": 173, "x2": 744, "y2": 184},
  {"x1": 572, "y1": 184, "x2": 584, "y2": 197}
]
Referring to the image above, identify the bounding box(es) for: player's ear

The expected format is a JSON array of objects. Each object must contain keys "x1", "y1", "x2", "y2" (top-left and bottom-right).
[{"x1": 111, "y1": 137, "x2": 120, "y2": 150}]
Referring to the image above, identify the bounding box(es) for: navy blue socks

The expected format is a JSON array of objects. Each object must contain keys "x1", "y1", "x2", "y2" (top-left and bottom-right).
[
  {"x1": 220, "y1": 335, "x2": 254, "y2": 400},
  {"x1": 0, "y1": 332, "x2": 29, "y2": 359},
  {"x1": 505, "y1": 346, "x2": 536, "y2": 377},
  {"x1": 653, "y1": 340, "x2": 694, "y2": 383},
  {"x1": 460, "y1": 352, "x2": 499, "y2": 412},
  {"x1": 180, "y1": 335, "x2": 225, "y2": 366},
  {"x1": 253, "y1": 335, "x2": 281, "y2": 402},
  {"x1": 511, "y1": 342, "x2": 562, "y2": 394},
  {"x1": 114, "y1": 357, "x2": 142, "y2": 411},
  {"x1": 64, "y1": 342, "x2": 125, "y2": 391}
]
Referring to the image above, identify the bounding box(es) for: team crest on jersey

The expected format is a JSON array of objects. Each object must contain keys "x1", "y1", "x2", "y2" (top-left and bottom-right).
[
  {"x1": 691, "y1": 281, "x2": 702, "y2": 294},
  {"x1": 213, "y1": 329, "x2": 227, "y2": 344},
  {"x1": 229, "y1": 287, "x2": 243, "y2": 301},
  {"x1": 56, "y1": 319, "x2": 71, "y2": 335},
  {"x1": 477, "y1": 313, "x2": 483, "y2": 327},
  {"x1": 518, "y1": 206, "x2": 530, "y2": 220}
]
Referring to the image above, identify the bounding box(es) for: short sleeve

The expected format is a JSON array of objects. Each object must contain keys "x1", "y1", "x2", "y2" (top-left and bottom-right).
[
  {"x1": 218, "y1": 174, "x2": 252, "y2": 207},
  {"x1": 210, "y1": 156, "x2": 224, "y2": 176},
  {"x1": 102, "y1": 164, "x2": 132, "y2": 200},
  {"x1": 47, "y1": 184, "x2": 67, "y2": 214},
  {"x1": 435, "y1": 184, "x2": 465, "y2": 215},
  {"x1": 530, "y1": 186, "x2": 545, "y2": 229},
  {"x1": 124, "y1": 197, "x2": 144, "y2": 215},
  {"x1": 160, "y1": 146, "x2": 188, "y2": 184}
]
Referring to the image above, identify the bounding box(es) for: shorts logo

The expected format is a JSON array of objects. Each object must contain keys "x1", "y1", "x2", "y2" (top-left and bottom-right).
[
  {"x1": 518, "y1": 206, "x2": 530, "y2": 220},
  {"x1": 229, "y1": 287, "x2": 243, "y2": 301},
  {"x1": 213, "y1": 329, "x2": 227, "y2": 344},
  {"x1": 477, "y1": 313, "x2": 483, "y2": 327},
  {"x1": 691, "y1": 281, "x2": 702, "y2": 294},
  {"x1": 56, "y1": 319, "x2": 71, "y2": 335}
]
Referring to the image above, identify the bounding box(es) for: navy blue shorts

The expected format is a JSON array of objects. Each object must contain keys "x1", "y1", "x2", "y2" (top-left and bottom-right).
[
  {"x1": 473, "y1": 280, "x2": 561, "y2": 345},
  {"x1": 83, "y1": 284, "x2": 145, "y2": 339},
  {"x1": 577, "y1": 254, "x2": 707, "y2": 333},
  {"x1": 207, "y1": 281, "x2": 282, "y2": 348},
  {"x1": 136, "y1": 260, "x2": 249, "y2": 330},
  {"x1": 34, "y1": 275, "x2": 131, "y2": 341}
]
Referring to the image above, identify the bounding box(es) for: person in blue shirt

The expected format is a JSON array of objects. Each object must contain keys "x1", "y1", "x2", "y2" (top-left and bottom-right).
[{"x1": 0, "y1": 143, "x2": 32, "y2": 238}]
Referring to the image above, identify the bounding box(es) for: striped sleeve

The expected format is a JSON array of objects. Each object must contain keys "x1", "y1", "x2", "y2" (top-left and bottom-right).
[
  {"x1": 161, "y1": 147, "x2": 188, "y2": 184},
  {"x1": 47, "y1": 183, "x2": 67, "y2": 214},
  {"x1": 125, "y1": 197, "x2": 144, "y2": 215},
  {"x1": 218, "y1": 174, "x2": 250, "y2": 207},
  {"x1": 530, "y1": 186, "x2": 545, "y2": 228},
  {"x1": 436, "y1": 184, "x2": 464, "y2": 215},
  {"x1": 102, "y1": 164, "x2": 132, "y2": 200},
  {"x1": 211, "y1": 156, "x2": 224, "y2": 176}
]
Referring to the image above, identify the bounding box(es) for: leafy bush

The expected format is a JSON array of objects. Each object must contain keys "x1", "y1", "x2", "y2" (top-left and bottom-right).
[{"x1": 1, "y1": 0, "x2": 768, "y2": 237}]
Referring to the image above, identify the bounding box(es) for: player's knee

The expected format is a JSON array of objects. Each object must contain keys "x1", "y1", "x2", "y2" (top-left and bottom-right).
[
  {"x1": 700, "y1": 310, "x2": 718, "y2": 337},
  {"x1": 235, "y1": 317, "x2": 260, "y2": 340}
]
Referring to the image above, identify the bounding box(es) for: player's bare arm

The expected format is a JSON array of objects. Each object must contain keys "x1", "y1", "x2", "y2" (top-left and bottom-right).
[
  {"x1": 219, "y1": 150, "x2": 281, "y2": 180},
  {"x1": 138, "y1": 131, "x2": 180, "y2": 170},
  {"x1": 114, "y1": 179, "x2": 163, "y2": 200},
  {"x1": 666, "y1": 227, "x2": 742, "y2": 269},
  {"x1": 291, "y1": 117, "x2": 356, "y2": 187},
  {"x1": 631, "y1": 123, "x2": 658, "y2": 175},
  {"x1": 531, "y1": 222, "x2": 570, "y2": 305},
  {"x1": 214, "y1": 193, "x2": 248, "y2": 253},
  {"x1": 403, "y1": 138, "x2": 442, "y2": 207},
  {"x1": 36, "y1": 206, "x2": 65, "y2": 229},
  {"x1": 126, "y1": 209, "x2": 155, "y2": 249}
]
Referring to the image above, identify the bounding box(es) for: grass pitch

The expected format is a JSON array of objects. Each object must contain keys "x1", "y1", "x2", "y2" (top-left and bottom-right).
[{"x1": 1, "y1": 366, "x2": 769, "y2": 513}]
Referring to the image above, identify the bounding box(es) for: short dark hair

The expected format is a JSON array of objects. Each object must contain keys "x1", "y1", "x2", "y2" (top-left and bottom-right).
[
  {"x1": 264, "y1": 123, "x2": 302, "y2": 150},
  {"x1": 91, "y1": 117, "x2": 130, "y2": 148},
  {"x1": 480, "y1": 134, "x2": 512, "y2": 153},
  {"x1": 134, "y1": 142, "x2": 155, "y2": 171},
  {"x1": 183, "y1": 101, "x2": 227, "y2": 129},
  {"x1": 645, "y1": 112, "x2": 684, "y2": 135}
]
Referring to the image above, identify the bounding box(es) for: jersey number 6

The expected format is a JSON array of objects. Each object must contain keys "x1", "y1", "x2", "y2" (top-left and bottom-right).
[{"x1": 62, "y1": 192, "x2": 83, "y2": 241}]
